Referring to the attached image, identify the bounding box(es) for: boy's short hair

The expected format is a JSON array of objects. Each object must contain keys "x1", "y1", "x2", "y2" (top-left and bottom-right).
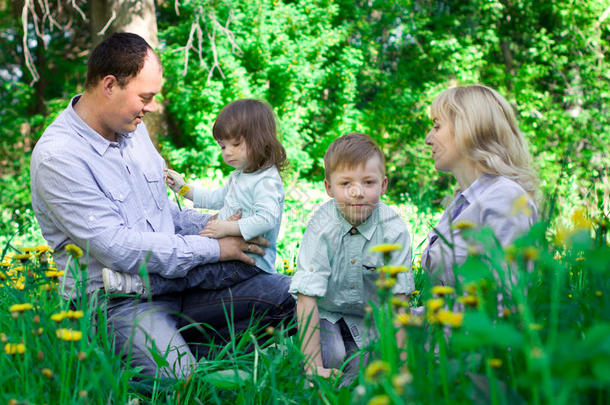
[{"x1": 324, "y1": 133, "x2": 386, "y2": 179}]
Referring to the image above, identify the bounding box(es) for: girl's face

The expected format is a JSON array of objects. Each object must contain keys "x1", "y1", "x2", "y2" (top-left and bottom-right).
[
  {"x1": 218, "y1": 137, "x2": 249, "y2": 170},
  {"x1": 425, "y1": 116, "x2": 466, "y2": 174}
]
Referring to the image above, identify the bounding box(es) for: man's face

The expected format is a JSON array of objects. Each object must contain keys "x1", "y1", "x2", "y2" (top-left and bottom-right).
[
  {"x1": 107, "y1": 51, "x2": 162, "y2": 135},
  {"x1": 324, "y1": 156, "x2": 388, "y2": 226}
]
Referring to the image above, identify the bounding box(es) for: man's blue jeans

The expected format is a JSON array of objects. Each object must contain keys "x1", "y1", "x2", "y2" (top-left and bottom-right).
[{"x1": 105, "y1": 268, "x2": 295, "y2": 379}]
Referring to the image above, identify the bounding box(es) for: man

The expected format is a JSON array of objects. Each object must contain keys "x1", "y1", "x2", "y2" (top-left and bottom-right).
[{"x1": 30, "y1": 32, "x2": 294, "y2": 378}]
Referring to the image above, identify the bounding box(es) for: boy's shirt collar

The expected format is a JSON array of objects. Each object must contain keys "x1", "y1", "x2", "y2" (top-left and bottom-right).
[{"x1": 333, "y1": 200, "x2": 379, "y2": 241}]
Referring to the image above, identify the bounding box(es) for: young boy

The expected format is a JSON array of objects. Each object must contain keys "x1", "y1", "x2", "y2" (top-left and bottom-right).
[{"x1": 289, "y1": 133, "x2": 414, "y2": 381}]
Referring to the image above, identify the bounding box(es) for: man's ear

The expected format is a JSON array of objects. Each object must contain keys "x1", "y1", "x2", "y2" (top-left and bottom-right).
[
  {"x1": 324, "y1": 178, "x2": 334, "y2": 198},
  {"x1": 380, "y1": 176, "x2": 388, "y2": 195},
  {"x1": 102, "y1": 75, "x2": 119, "y2": 97}
]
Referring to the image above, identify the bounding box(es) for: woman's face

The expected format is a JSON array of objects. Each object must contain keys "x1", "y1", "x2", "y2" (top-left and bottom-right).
[{"x1": 425, "y1": 116, "x2": 465, "y2": 174}]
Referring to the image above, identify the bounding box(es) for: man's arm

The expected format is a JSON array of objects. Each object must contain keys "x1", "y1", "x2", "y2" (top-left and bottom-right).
[{"x1": 33, "y1": 155, "x2": 219, "y2": 279}]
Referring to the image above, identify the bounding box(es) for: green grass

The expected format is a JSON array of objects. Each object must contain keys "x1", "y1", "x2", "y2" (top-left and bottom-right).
[{"x1": 1, "y1": 192, "x2": 609, "y2": 404}]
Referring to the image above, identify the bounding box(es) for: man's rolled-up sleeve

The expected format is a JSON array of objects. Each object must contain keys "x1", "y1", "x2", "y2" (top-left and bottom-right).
[{"x1": 34, "y1": 156, "x2": 220, "y2": 279}]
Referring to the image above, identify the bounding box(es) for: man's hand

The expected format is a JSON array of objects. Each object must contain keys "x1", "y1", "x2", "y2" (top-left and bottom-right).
[{"x1": 217, "y1": 236, "x2": 269, "y2": 265}]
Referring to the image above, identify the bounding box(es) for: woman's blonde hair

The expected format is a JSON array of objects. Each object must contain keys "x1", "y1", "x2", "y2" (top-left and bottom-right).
[{"x1": 431, "y1": 84, "x2": 538, "y2": 199}]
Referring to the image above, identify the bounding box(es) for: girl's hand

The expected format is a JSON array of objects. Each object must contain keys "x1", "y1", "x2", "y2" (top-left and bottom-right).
[
  {"x1": 165, "y1": 169, "x2": 186, "y2": 193},
  {"x1": 201, "y1": 219, "x2": 233, "y2": 239}
]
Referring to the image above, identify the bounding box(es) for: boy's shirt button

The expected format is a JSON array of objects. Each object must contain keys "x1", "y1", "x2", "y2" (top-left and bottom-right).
[
  {"x1": 349, "y1": 285, "x2": 355, "y2": 289},
  {"x1": 349, "y1": 227, "x2": 358, "y2": 235},
  {"x1": 351, "y1": 259, "x2": 356, "y2": 264}
]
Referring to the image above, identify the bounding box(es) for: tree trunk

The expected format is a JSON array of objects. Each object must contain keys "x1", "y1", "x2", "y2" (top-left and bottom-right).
[{"x1": 89, "y1": 0, "x2": 167, "y2": 147}]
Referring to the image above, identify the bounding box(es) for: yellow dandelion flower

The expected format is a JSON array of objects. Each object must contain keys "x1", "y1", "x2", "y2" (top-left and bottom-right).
[
  {"x1": 375, "y1": 277, "x2": 396, "y2": 289},
  {"x1": 56, "y1": 328, "x2": 82, "y2": 341},
  {"x1": 41, "y1": 368, "x2": 54, "y2": 379},
  {"x1": 364, "y1": 360, "x2": 389, "y2": 382},
  {"x1": 523, "y1": 246, "x2": 539, "y2": 261},
  {"x1": 51, "y1": 312, "x2": 66, "y2": 322},
  {"x1": 488, "y1": 358, "x2": 502, "y2": 368},
  {"x1": 285, "y1": 268, "x2": 294, "y2": 275},
  {"x1": 0, "y1": 273, "x2": 6, "y2": 280},
  {"x1": 568, "y1": 293, "x2": 573, "y2": 299},
  {"x1": 4, "y1": 343, "x2": 25, "y2": 355},
  {"x1": 426, "y1": 298, "x2": 444, "y2": 312},
  {"x1": 77, "y1": 351, "x2": 87, "y2": 361},
  {"x1": 458, "y1": 295, "x2": 479, "y2": 306},
  {"x1": 596, "y1": 290, "x2": 602, "y2": 297},
  {"x1": 0, "y1": 333, "x2": 7, "y2": 342},
  {"x1": 391, "y1": 297, "x2": 409, "y2": 307},
  {"x1": 45, "y1": 270, "x2": 64, "y2": 278},
  {"x1": 1, "y1": 261, "x2": 11, "y2": 267},
  {"x1": 410, "y1": 289, "x2": 420, "y2": 296},
  {"x1": 571, "y1": 207, "x2": 592, "y2": 230},
  {"x1": 36, "y1": 245, "x2": 53, "y2": 253},
  {"x1": 436, "y1": 310, "x2": 464, "y2": 328},
  {"x1": 9, "y1": 303, "x2": 33, "y2": 313},
  {"x1": 13, "y1": 253, "x2": 32, "y2": 262},
  {"x1": 453, "y1": 220, "x2": 476, "y2": 230},
  {"x1": 392, "y1": 371, "x2": 413, "y2": 394},
  {"x1": 502, "y1": 308, "x2": 511, "y2": 317},
  {"x1": 65, "y1": 244, "x2": 83, "y2": 258},
  {"x1": 367, "y1": 395, "x2": 390, "y2": 405},
  {"x1": 505, "y1": 245, "x2": 517, "y2": 261},
  {"x1": 554, "y1": 224, "x2": 571, "y2": 245},
  {"x1": 529, "y1": 323, "x2": 543, "y2": 331},
  {"x1": 379, "y1": 265, "x2": 408, "y2": 276},
  {"x1": 369, "y1": 244, "x2": 402, "y2": 253},
  {"x1": 432, "y1": 285, "x2": 455, "y2": 296},
  {"x1": 178, "y1": 184, "x2": 191, "y2": 197},
  {"x1": 31, "y1": 327, "x2": 43, "y2": 336},
  {"x1": 20, "y1": 247, "x2": 38, "y2": 253},
  {"x1": 395, "y1": 313, "x2": 423, "y2": 327},
  {"x1": 511, "y1": 195, "x2": 532, "y2": 216}
]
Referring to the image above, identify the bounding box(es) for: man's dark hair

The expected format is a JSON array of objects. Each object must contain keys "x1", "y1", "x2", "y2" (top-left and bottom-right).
[{"x1": 85, "y1": 32, "x2": 159, "y2": 89}]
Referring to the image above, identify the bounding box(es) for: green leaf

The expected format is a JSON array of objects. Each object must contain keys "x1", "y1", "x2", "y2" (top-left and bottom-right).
[{"x1": 202, "y1": 369, "x2": 251, "y2": 389}]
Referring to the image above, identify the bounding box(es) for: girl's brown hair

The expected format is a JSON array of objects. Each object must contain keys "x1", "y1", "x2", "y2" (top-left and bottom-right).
[{"x1": 213, "y1": 99, "x2": 286, "y2": 173}]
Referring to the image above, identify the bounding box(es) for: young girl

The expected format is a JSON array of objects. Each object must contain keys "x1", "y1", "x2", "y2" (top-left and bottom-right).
[
  {"x1": 422, "y1": 84, "x2": 538, "y2": 285},
  {"x1": 102, "y1": 99, "x2": 287, "y2": 295}
]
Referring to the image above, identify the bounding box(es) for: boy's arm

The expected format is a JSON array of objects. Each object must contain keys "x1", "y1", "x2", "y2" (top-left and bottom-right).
[
  {"x1": 200, "y1": 219, "x2": 241, "y2": 238},
  {"x1": 297, "y1": 294, "x2": 338, "y2": 378}
]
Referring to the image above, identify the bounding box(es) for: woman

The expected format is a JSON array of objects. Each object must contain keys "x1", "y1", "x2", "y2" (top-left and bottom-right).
[{"x1": 421, "y1": 84, "x2": 538, "y2": 285}]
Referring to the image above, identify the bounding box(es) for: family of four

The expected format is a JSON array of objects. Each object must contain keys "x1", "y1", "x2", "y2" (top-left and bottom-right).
[{"x1": 30, "y1": 33, "x2": 537, "y2": 380}]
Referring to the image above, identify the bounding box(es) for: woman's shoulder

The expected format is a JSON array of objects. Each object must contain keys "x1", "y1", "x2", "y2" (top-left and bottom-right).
[{"x1": 477, "y1": 174, "x2": 529, "y2": 201}]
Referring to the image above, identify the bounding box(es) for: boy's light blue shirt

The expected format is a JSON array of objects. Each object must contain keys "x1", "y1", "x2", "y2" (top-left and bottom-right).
[
  {"x1": 192, "y1": 166, "x2": 284, "y2": 273},
  {"x1": 289, "y1": 200, "x2": 414, "y2": 348}
]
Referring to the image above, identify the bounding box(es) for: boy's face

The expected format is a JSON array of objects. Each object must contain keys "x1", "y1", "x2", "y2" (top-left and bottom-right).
[{"x1": 324, "y1": 155, "x2": 387, "y2": 226}]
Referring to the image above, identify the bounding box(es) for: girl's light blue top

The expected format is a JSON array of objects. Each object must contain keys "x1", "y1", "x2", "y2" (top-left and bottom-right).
[{"x1": 192, "y1": 166, "x2": 284, "y2": 273}]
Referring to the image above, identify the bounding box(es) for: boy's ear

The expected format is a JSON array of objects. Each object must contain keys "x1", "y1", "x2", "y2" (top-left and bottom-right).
[
  {"x1": 324, "y1": 178, "x2": 334, "y2": 198},
  {"x1": 381, "y1": 176, "x2": 388, "y2": 195}
]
